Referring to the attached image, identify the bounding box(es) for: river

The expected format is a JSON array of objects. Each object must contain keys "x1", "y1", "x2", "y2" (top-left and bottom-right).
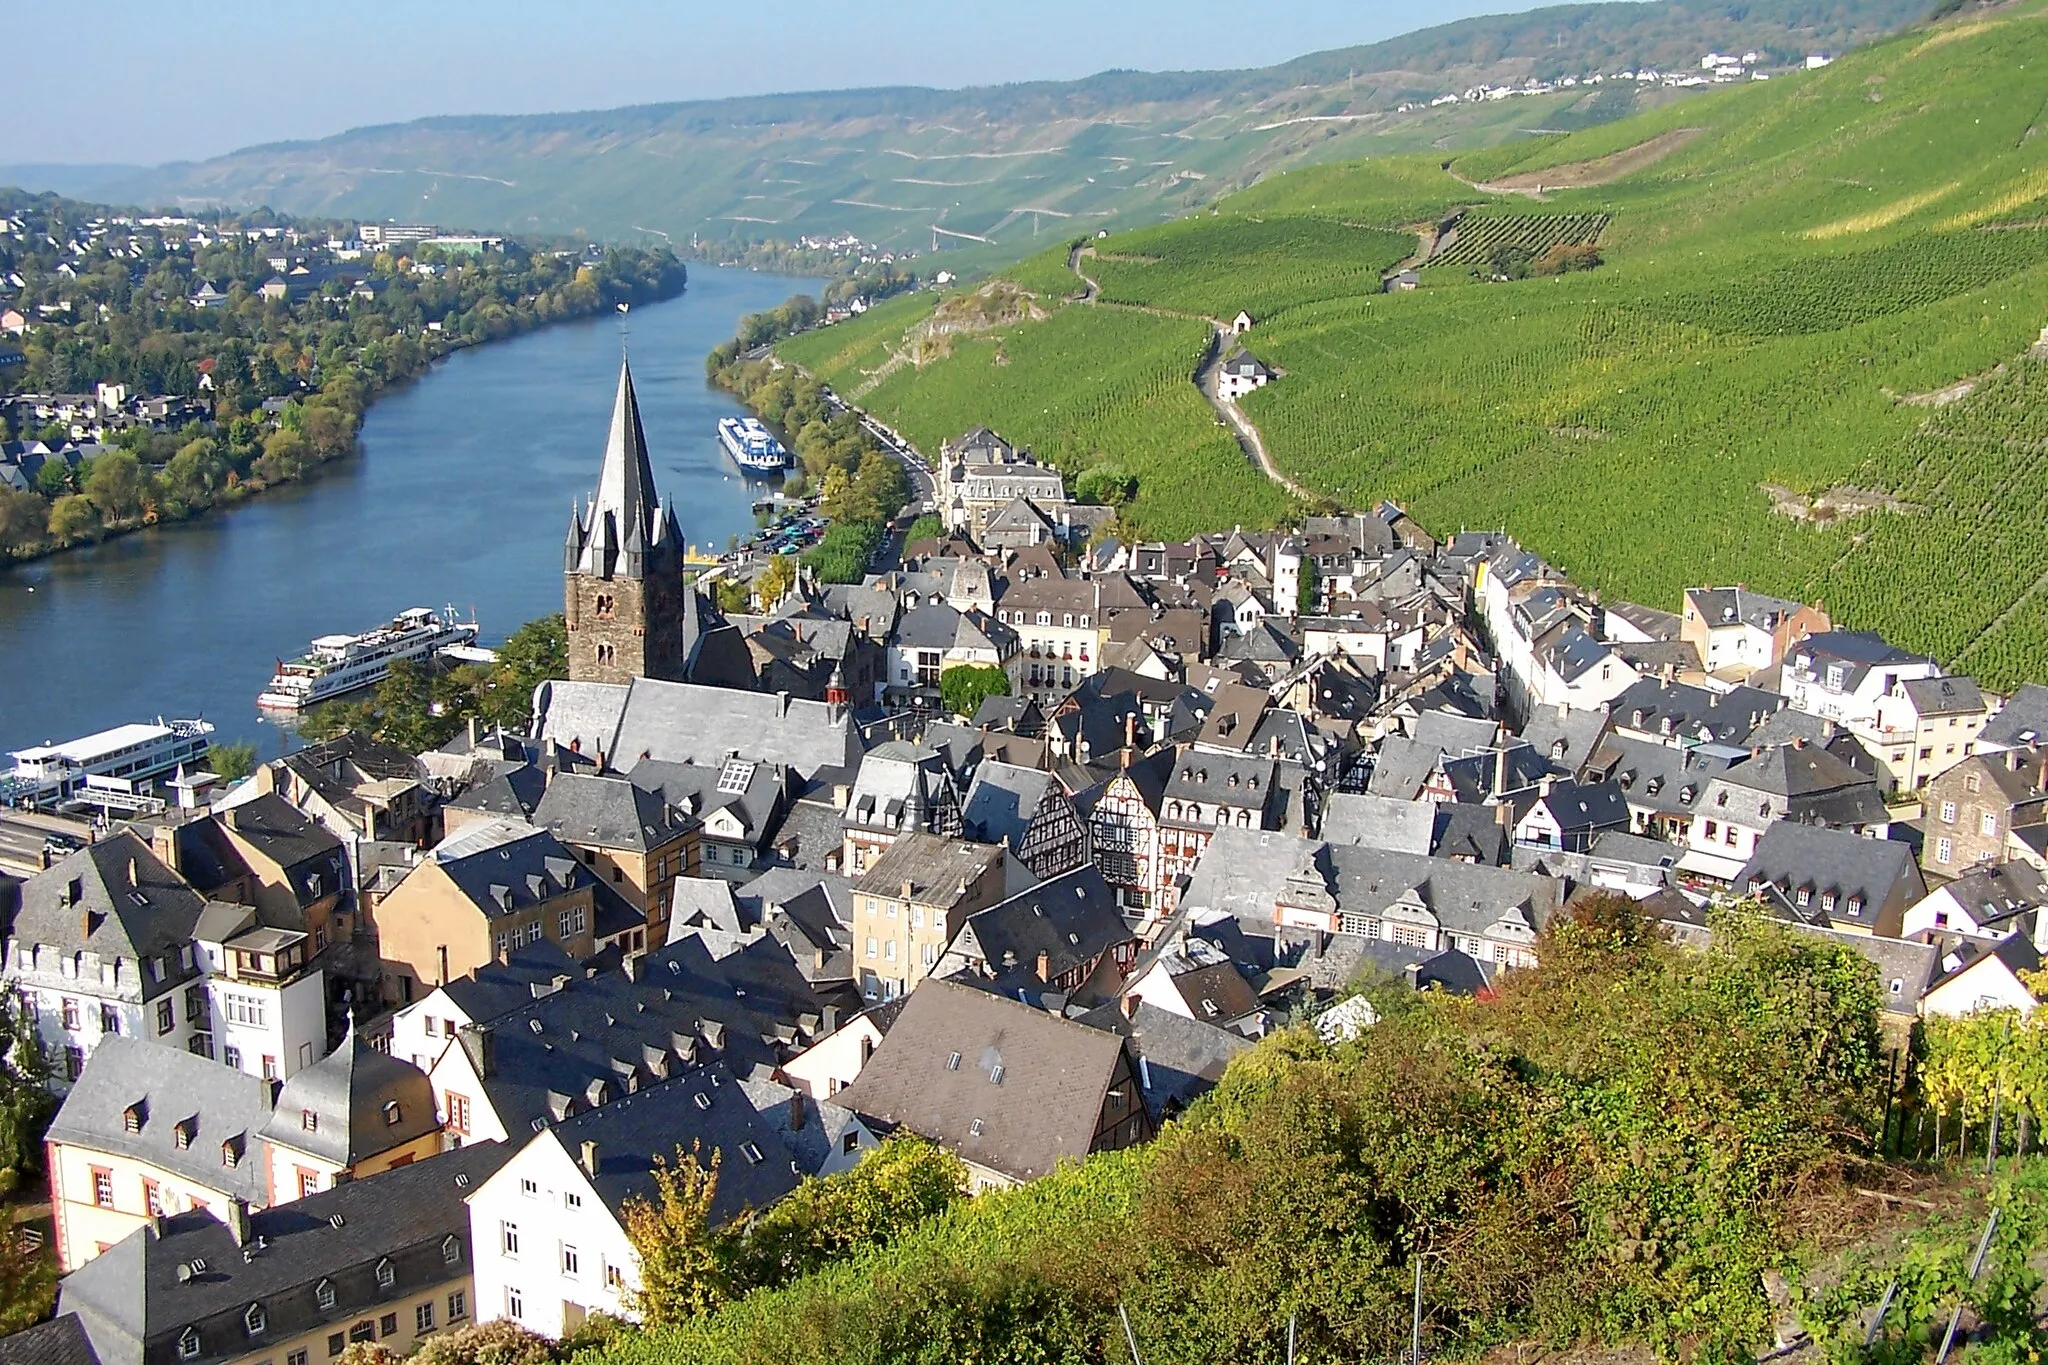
[{"x1": 0, "y1": 265, "x2": 819, "y2": 761}]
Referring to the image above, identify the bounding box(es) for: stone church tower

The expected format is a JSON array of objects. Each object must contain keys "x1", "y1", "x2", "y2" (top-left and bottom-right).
[{"x1": 563, "y1": 359, "x2": 687, "y2": 684}]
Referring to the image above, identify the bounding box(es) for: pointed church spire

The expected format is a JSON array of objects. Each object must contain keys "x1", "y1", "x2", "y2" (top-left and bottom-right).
[{"x1": 575, "y1": 358, "x2": 661, "y2": 579}]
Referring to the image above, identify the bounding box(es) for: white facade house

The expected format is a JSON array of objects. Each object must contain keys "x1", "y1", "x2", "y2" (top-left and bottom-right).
[
  {"x1": 779, "y1": 1006, "x2": 894, "y2": 1101},
  {"x1": 194, "y1": 907, "x2": 328, "y2": 1080},
  {"x1": 466, "y1": 1065, "x2": 810, "y2": 1338},
  {"x1": 1781, "y1": 631, "x2": 1942, "y2": 733},
  {"x1": 1920, "y1": 939, "x2": 2042, "y2": 1019}
]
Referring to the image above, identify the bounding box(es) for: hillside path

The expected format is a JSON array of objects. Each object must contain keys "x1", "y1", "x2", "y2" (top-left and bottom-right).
[
  {"x1": 1194, "y1": 328, "x2": 1313, "y2": 501},
  {"x1": 1066, "y1": 243, "x2": 1309, "y2": 501}
]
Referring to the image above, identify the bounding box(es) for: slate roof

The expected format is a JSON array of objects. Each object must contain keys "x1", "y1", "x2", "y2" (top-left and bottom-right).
[
  {"x1": 856, "y1": 832, "x2": 1005, "y2": 906},
  {"x1": 428, "y1": 823, "x2": 593, "y2": 919},
  {"x1": 0, "y1": 1316, "x2": 99, "y2": 1365},
  {"x1": 1979, "y1": 684, "x2": 2048, "y2": 749},
  {"x1": 1734, "y1": 824, "x2": 1924, "y2": 932},
  {"x1": 1432, "y1": 804, "x2": 1510, "y2": 865},
  {"x1": 1929, "y1": 862, "x2": 2048, "y2": 934},
  {"x1": 949, "y1": 865, "x2": 1133, "y2": 984},
  {"x1": 836, "y1": 978, "x2": 1133, "y2": 1182},
  {"x1": 258, "y1": 1027, "x2": 439, "y2": 1166},
  {"x1": 540, "y1": 677, "x2": 860, "y2": 780},
  {"x1": 960, "y1": 761, "x2": 1059, "y2": 847},
  {"x1": 217, "y1": 795, "x2": 345, "y2": 876},
  {"x1": 444, "y1": 765, "x2": 548, "y2": 822},
  {"x1": 1686, "y1": 586, "x2": 1809, "y2": 634},
  {"x1": 1705, "y1": 745, "x2": 1889, "y2": 828},
  {"x1": 1321, "y1": 792, "x2": 1434, "y2": 855},
  {"x1": 57, "y1": 1141, "x2": 514, "y2": 1365},
  {"x1": 435, "y1": 941, "x2": 583, "y2": 1026},
  {"x1": 541, "y1": 1063, "x2": 802, "y2": 1222},
  {"x1": 1927, "y1": 933, "x2": 2044, "y2": 998},
  {"x1": 1900, "y1": 676, "x2": 1984, "y2": 718},
  {"x1": 1611, "y1": 679, "x2": 1783, "y2": 745},
  {"x1": 45, "y1": 1037, "x2": 274, "y2": 1206},
  {"x1": 1073, "y1": 1000, "x2": 1249, "y2": 1122},
  {"x1": 13, "y1": 832, "x2": 206, "y2": 979},
  {"x1": 1533, "y1": 780, "x2": 1631, "y2": 834},
  {"x1": 532, "y1": 771, "x2": 690, "y2": 852}
]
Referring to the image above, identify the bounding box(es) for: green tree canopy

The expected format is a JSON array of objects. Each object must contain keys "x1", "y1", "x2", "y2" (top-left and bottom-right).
[{"x1": 939, "y1": 664, "x2": 1011, "y2": 718}]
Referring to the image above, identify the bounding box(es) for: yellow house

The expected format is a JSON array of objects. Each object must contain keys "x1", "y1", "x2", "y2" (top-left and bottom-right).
[
  {"x1": 367, "y1": 821, "x2": 600, "y2": 1007},
  {"x1": 530, "y1": 771, "x2": 693, "y2": 946},
  {"x1": 256, "y1": 1027, "x2": 442, "y2": 1204},
  {"x1": 54, "y1": 1141, "x2": 514, "y2": 1365},
  {"x1": 44, "y1": 1036, "x2": 276, "y2": 1273}
]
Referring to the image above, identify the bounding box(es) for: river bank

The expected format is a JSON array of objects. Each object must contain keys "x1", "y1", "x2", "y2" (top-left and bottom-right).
[
  {"x1": 0, "y1": 265, "x2": 818, "y2": 759},
  {"x1": 0, "y1": 270, "x2": 688, "y2": 570}
]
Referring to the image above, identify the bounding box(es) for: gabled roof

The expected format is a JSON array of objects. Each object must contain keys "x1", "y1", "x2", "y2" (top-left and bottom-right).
[
  {"x1": 536, "y1": 1062, "x2": 801, "y2": 1223},
  {"x1": 856, "y1": 832, "x2": 1005, "y2": 906},
  {"x1": 1532, "y1": 780, "x2": 1631, "y2": 834},
  {"x1": 46, "y1": 1037, "x2": 274, "y2": 1205},
  {"x1": 1979, "y1": 684, "x2": 2048, "y2": 749},
  {"x1": 217, "y1": 794, "x2": 345, "y2": 873},
  {"x1": 0, "y1": 1316, "x2": 100, "y2": 1365},
  {"x1": 1734, "y1": 824, "x2": 1923, "y2": 930},
  {"x1": 532, "y1": 771, "x2": 690, "y2": 852},
  {"x1": 960, "y1": 761, "x2": 1060, "y2": 847},
  {"x1": 57, "y1": 1141, "x2": 513, "y2": 1365},
  {"x1": 948, "y1": 864, "x2": 1133, "y2": 983},
  {"x1": 1321, "y1": 792, "x2": 1434, "y2": 855},
  {"x1": 1073, "y1": 999, "x2": 1249, "y2": 1122},
  {"x1": 13, "y1": 831, "x2": 205, "y2": 973},
  {"x1": 427, "y1": 823, "x2": 593, "y2": 919},
  {"x1": 837, "y1": 978, "x2": 1133, "y2": 1182}
]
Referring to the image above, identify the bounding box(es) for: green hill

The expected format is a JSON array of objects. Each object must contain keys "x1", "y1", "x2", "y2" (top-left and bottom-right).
[
  {"x1": 95, "y1": 0, "x2": 1924, "y2": 258},
  {"x1": 782, "y1": 2, "x2": 2048, "y2": 690}
]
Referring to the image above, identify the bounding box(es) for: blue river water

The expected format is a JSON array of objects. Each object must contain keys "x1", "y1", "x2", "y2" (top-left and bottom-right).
[{"x1": 0, "y1": 265, "x2": 819, "y2": 760}]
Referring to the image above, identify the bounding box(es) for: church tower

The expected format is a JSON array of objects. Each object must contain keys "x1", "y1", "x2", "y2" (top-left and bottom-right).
[{"x1": 563, "y1": 359, "x2": 687, "y2": 684}]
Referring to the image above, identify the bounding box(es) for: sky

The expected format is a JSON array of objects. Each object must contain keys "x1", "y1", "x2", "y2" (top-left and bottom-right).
[{"x1": 2, "y1": 0, "x2": 1571, "y2": 167}]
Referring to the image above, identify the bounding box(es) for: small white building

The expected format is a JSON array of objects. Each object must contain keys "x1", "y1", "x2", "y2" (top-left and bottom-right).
[
  {"x1": 193, "y1": 903, "x2": 328, "y2": 1080},
  {"x1": 1216, "y1": 347, "x2": 1275, "y2": 401},
  {"x1": 465, "y1": 1064, "x2": 807, "y2": 1338},
  {"x1": 780, "y1": 1001, "x2": 901, "y2": 1100},
  {"x1": 1920, "y1": 937, "x2": 2042, "y2": 1019}
]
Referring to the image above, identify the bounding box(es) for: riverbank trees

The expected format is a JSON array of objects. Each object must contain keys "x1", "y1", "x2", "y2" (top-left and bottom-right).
[{"x1": 0, "y1": 191, "x2": 686, "y2": 563}]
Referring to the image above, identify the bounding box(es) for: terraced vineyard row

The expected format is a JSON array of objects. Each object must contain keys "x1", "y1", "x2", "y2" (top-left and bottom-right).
[
  {"x1": 1085, "y1": 216, "x2": 1415, "y2": 321},
  {"x1": 1426, "y1": 213, "x2": 1610, "y2": 269}
]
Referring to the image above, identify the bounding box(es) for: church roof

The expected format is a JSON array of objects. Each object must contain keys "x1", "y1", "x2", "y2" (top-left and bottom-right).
[{"x1": 568, "y1": 359, "x2": 673, "y2": 580}]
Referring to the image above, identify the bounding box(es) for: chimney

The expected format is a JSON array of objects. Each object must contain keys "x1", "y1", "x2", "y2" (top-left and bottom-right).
[
  {"x1": 789, "y1": 1093, "x2": 806, "y2": 1130},
  {"x1": 152, "y1": 822, "x2": 182, "y2": 877},
  {"x1": 1035, "y1": 950, "x2": 1050, "y2": 980},
  {"x1": 436, "y1": 945, "x2": 449, "y2": 988},
  {"x1": 820, "y1": 1004, "x2": 839, "y2": 1036},
  {"x1": 1493, "y1": 745, "x2": 1507, "y2": 797},
  {"x1": 226, "y1": 1197, "x2": 251, "y2": 1247},
  {"x1": 1120, "y1": 993, "x2": 1138, "y2": 1020},
  {"x1": 580, "y1": 1140, "x2": 600, "y2": 1177},
  {"x1": 901, "y1": 880, "x2": 914, "y2": 901},
  {"x1": 622, "y1": 954, "x2": 640, "y2": 982},
  {"x1": 467, "y1": 715, "x2": 478, "y2": 750}
]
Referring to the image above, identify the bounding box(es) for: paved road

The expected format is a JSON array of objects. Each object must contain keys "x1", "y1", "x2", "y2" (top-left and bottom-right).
[
  {"x1": 0, "y1": 811, "x2": 93, "y2": 877},
  {"x1": 818, "y1": 388, "x2": 937, "y2": 509}
]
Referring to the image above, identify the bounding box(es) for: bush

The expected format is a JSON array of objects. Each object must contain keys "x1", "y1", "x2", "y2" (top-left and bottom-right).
[{"x1": 411, "y1": 1319, "x2": 559, "y2": 1365}]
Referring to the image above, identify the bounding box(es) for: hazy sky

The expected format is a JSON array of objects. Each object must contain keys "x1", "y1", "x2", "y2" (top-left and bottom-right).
[{"x1": 3, "y1": 0, "x2": 1574, "y2": 167}]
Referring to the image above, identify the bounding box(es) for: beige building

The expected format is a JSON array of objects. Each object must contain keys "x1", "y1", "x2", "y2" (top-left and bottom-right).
[
  {"x1": 1924, "y1": 751, "x2": 2048, "y2": 876},
  {"x1": 43, "y1": 1037, "x2": 276, "y2": 1273},
  {"x1": 852, "y1": 833, "x2": 1016, "y2": 1002},
  {"x1": 367, "y1": 821, "x2": 601, "y2": 1006},
  {"x1": 257, "y1": 1029, "x2": 443, "y2": 1204},
  {"x1": 1861, "y1": 676, "x2": 1990, "y2": 796},
  {"x1": 53, "y1": 1141, "x2": 513, "y2": 1365}
]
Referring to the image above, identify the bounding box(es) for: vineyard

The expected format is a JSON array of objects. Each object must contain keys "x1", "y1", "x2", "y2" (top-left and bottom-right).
[
  {"x1": 774, "y1": 7, "x2": 2048, "y2": 687},
  {"x1": 1085, "y1": 216, "x2": 1417, "y2": 321},
  {"x1": 1425, "y1": 212, "x2": 1610, "y2": 271}
]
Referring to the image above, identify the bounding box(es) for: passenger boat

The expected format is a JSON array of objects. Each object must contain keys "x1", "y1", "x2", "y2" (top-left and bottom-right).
[
  {"x1": 258, "y1": 607, "x2": 478, "y2": 711},
  {"x1": 717, "y1": 415, "x2": 789, "y2": 473},
  {"x1": 1, "y1": 717, "x2": 214, "y2": 807}
]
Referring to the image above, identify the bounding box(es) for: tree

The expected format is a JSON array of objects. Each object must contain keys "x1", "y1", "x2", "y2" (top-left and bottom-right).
[
  {"x1": 939, "y1": 664, "x2": 1011, "y2": 719},
  {"x1": 1074, "y1": 465, "x2": 1138, "y2": 508},
  {"x1": 0, "y1": 1226, "x2": 54, "y2": 1336},
  {"x1": 851, "y1": 450, "x2": 908, "y2": 524},
  {"x1": 332, "y1": 1345, "x2": 402, "y2": 1365},
  {"x1": 47, "y1": 493, "x2": 99, "y2": 542},
  {"x1": 0, "y1": 994, "x2": 52, "y2": 1200},
  {"x1": 410, "y1": 1319, "x2": 559, "y2": 1365},
  {"x1": 255, "y1": 427, "x2": 310, "y2": 483},
  {"x1": 34, "y1": 458, "x2": 75, "y2": 498},
  {"x1": 621, "y1": 1144, "x2": 735, "y2": 1327},
  {"x1": 903, "y1": 513, "x2": 946, "y2": 548},
  {"x1": 0, "y1": 486, "x2": 48, "y2": 555},
  {"x1": 207, "y1": 742, "x2": 258, "y2": 782},
  {"x1": 479, "y1": 614, "x2": 567, "y2": 731},
  {"x1": 734, "y1": 1137, "x2": 967, "y2": 1289},
  {"x1": 756, "y1": 555, "x2": 798, "y2": 610},
  {"x1": 816, "y1": 467, "x2": 855, "y2": 522},
  {"x1": 1296, "y1": 558, "x2": 1319, "y2": 616},
  {"x1": 84, "y1": 449, "x2": 150, "y2": 524}
]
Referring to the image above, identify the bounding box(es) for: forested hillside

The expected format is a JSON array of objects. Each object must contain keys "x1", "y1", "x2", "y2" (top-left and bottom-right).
[
  {"x1": 780, "y1": 2, "x2": 2048, "y2": 690},
  {"x1": 93, "y1": 0, "x2": 1926, "y2": 258}
]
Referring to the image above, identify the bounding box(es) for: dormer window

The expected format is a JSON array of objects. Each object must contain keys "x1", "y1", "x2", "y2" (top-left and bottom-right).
[
  {"x1": 178, "y1": 1329, "x2": 200, "y2": 1360},
  {"x1": 316, "y1": 1280, "x2": 335, "y2": 1311},
  {"x1": 245, "y1": 1304, "x2": 266, "y2": 1337},
  {"x1": 383, "y1": 1100, "x2": 402, "y2": 1126},
  {"x1": 442, "y1": 1236, "x2": 462, "y2": 1266},
  {"x1": 376, "y1": 1258, "x2": 395, "y2": 1289},
  {"x1": 301, "y1": 1110, "x2": 318, "y2": 1132}
]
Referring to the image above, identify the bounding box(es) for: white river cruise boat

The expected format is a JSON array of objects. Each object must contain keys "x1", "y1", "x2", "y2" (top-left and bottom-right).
[
  {"x1": 717, "y1": 415, "x2": 789, "y2": 473},
  {"x1": 258, "y1": 607, "x2": 479, "y2": 712},
  {"x1": 1, "y1": 717, "x2": 215, "y2": 808}
]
